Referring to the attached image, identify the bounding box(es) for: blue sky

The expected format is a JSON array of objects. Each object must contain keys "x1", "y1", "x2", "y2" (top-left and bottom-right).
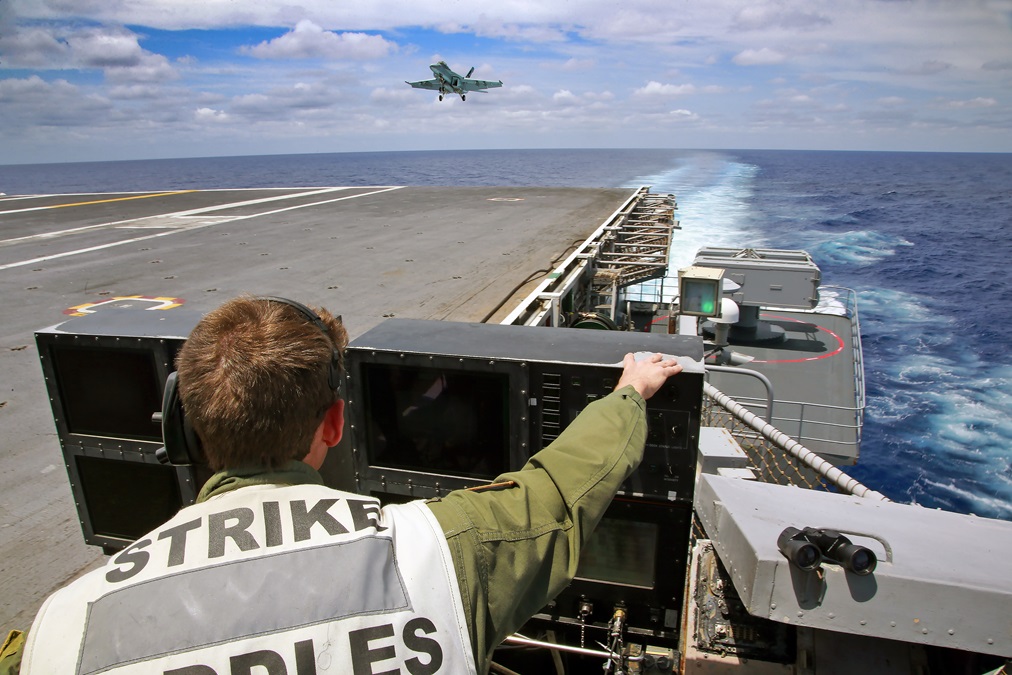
[{"x1": 1, "y1": 0, "x2": 1011, "y2": 164}]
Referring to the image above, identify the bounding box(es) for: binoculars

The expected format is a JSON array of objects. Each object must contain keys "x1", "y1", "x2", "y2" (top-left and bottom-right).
[{"x1": 777, "y1": 526, "x2": 877, "y2": 576}]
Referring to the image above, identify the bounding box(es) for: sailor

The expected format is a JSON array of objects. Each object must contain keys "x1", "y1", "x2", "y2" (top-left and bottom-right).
[{"x1": 5, "y1": 295, "x2": 681, "y2": 674}]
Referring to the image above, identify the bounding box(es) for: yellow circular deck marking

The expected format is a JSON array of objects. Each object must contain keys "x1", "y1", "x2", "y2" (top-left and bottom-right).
[{"x1": 64, "y1": 295, "x2": 186, "y2": 316}]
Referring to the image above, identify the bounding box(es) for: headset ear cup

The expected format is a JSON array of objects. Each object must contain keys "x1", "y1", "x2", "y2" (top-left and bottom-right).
[{"x1": 161, "y1": 371, "x2": 205, "y2": 465}]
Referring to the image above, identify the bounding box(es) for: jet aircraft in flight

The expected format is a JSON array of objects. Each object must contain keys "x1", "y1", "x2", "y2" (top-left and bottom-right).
[{"x1": 406, "y1": 61, "x2": 503, "y2": 101}]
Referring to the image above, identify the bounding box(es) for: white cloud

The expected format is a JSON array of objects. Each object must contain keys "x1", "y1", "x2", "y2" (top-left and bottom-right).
[
  {"x1": 194, "y1": 107, "x2": 230, "y2": 122},
  {"x1": 370, "y1": 87, "x2": 416, "y2": 104},
  {"x1": 108, "y1": 84, "x2": 164, "y2": 100},
  {"x1": 67, "y1": 28, "x2": 147, "y2": 68},
  {"x1": 222, "y1": 80, "x2": 340, "y2": 120},
  {"x1": 496, "y1": 84, "x2": 539, "y2": 105},
  {"x1": 0, "y1": 24, "x2": 178, "y2": 84},
  {"x1": 938, "y1": 97, "x2": 997, "y2": 109},
  {"x1": 553, "y1": 89, "x2": 580, "y2": 105},
  {"x1": 241, "y1": 20, "x2": 396, "y2": 60},
  {"x1": 635, "y1": 81, "x2": 696, "y2": 96},
  {"x1": 732, "y1": 6, "x2": 831, "y2": 31},
  {"x1": 0, "y1": 75, "x2": 113, "y2": 129},
  {"x1": 877, "y1": 96, "x2": 906, "y2": 107},
  {"x1": 0, "y1": 27, "x2": 70, "y2": 67},
  {"x1": 561, "y1": 58, "x2": 595, "y2": 71},
  {"x1": 733, "y1": 48, "x2": 787, "y2": 66}
]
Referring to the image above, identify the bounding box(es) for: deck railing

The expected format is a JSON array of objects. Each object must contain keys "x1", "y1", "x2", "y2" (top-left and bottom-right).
[
  {"x1": 702, "y1": 382, "x2": 887, "y2": 500},
  {"x1": 705, "y1": 394, "x2": 864, "y2": 457}
]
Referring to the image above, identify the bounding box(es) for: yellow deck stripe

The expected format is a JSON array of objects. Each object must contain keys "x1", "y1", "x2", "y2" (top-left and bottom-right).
[{"x1": 48, "y1": 190, "x2": 198, "y2": 209}]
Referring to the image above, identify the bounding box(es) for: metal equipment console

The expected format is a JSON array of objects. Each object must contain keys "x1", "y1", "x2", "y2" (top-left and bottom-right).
[
  {"x1": 345, "y1": 318, "x2": 704, "y2": 502},
  {"x1": 36, "y1": 308, "x2": 203, "y2": 553},
  {"x1": 345, "y1": 319, "x2": 705, "y2": 647}
]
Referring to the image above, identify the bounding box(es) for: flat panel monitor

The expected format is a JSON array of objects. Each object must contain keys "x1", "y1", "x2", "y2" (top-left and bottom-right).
[
  {"x1": 543, "y1": 499, "x2": 692, "y2": 647},
  {"x1": 360, "y1": 362, "x2": 510, "y2": 480},
  {"x1": 51, "y1": 344, "x2": 163, "y2": 442},
  {"x1": 576, "y1": 518, "x2": 659, "y2": 589},
  {"x1": 75, "y1": 455, "x2": 182, "y2": 541}
]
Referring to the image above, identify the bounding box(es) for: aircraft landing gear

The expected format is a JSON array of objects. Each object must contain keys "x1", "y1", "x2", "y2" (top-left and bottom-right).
[
  {"x1": 439, "y1": 94, "x2": 443, "y2": 101},
  {"x1": 462, "y1": 95, "x2": 466, "y2": 101}
]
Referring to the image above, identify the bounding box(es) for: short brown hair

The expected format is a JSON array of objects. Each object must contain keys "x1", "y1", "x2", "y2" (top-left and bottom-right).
[{"x1": 176, "y1": 296, "x2": 348, "y2": 471}]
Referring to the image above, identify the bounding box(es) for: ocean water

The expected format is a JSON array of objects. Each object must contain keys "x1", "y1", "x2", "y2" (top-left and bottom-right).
[{"x1": 2, "y1": 149, "x2": 1010, "y2": 520}]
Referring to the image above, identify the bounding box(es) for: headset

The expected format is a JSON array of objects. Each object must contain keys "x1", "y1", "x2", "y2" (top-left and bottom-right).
[{"x1": 157, "y1": 296, "x2": 342, "y2": 466}]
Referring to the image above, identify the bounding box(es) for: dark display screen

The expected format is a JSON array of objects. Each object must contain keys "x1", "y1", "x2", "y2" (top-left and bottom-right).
[
  {"x1": 361, "y1": 362, "x2": 510, "y2": 479},
  {"x1": 576, "y1": 518, "x2": 658, "y2": 589},
  {"x1": 52, "y1": 345, "x2": 162, "y2": 442},
  {"x1": 76, "y1": 455, "x2": 182, "y2": 540}
]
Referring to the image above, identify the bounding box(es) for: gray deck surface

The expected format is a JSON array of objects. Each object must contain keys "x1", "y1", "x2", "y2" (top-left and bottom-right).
[
  {"x1": 705, "y1": 309, "x2": 861, "y2": 462},
  {"x1": 0, "y1": 186, "x2": 633, "y2": 636}
]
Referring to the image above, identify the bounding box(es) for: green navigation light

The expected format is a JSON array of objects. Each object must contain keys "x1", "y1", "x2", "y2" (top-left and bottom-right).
[{"x1": 678, "y1": 265, "x2": 725, "y2": 318}]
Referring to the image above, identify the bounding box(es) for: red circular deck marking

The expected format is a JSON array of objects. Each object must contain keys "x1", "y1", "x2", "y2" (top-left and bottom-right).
[
  {"x1": 649, "y1": 313, "x2": 846, "y2": 363},
  {"x1": 750, "y1": 314, "x2": 845, "y2": 364}
]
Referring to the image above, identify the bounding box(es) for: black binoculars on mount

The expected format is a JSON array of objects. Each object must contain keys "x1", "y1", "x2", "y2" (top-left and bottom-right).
[{"x1": 777, "y1": 526, "x2": 877, "y2": 576}]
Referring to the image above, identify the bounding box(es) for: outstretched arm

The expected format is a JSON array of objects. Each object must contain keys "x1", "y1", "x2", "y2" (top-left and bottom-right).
[
  {"x1": 616, "y1": 352, "x2": 683, "y2": 399},
  {"x1": 429, "y1": 352, "x2": 683, "y2": 670}
]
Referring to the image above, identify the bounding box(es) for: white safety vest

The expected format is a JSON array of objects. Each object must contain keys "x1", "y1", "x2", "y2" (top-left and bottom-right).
[{"x1": 23, "y1": 484, "x2": 476, "y2": 675}]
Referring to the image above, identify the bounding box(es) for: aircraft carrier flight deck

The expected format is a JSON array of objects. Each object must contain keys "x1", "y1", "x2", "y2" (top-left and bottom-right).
[{"x1": 0, "y1": 185, "x2": 635, "y2": 636}]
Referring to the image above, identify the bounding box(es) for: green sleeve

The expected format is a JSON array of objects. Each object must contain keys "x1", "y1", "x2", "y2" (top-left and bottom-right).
[
  {"x1": 427, "y1": 385, "x2": 647, "y2": 672},
  {"x1": 0, "y1": 630, "x2": 24, "y2": 675}
]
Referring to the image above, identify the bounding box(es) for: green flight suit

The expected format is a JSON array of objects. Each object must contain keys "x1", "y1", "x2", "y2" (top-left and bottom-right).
[
  {"x1": 426, "y1": 385, "x2": 647, "y2": 672},
  {"x1": 8, "y1": 385, "x2": 645, "y2": 675}
]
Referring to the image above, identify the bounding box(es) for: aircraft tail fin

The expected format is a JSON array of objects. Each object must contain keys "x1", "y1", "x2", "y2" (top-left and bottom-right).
[{"x1": 466, "y1": 66, "x2": 475, "y2": 78}]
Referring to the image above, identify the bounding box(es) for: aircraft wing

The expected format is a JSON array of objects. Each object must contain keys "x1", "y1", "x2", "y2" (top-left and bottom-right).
[
  {"x1": 461, "y1": 78, "x2": 503, "y2": 92},
  {"x1": 406, "y1": 79, "x2": 442, "y2": 91}
]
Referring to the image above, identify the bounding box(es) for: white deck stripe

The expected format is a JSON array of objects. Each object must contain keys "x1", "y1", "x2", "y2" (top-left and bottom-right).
[{"x1": 0, "y1": 187, "x2": 403, "y2": 271}]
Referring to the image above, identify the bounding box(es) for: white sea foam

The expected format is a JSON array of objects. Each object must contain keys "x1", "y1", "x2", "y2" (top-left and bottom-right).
[
  {"x1": 916, "y1": 475, "x2": 1012, "y2": 520},
  {"x1": 860, "y1": 284, "x2": 1012, "y2": 517},
  {"x1": 803, "y1": 230, "x2": 914, "y2": 267},
  {"x1": 623, "y1": 152, "x2": 763, "y2": 301}
]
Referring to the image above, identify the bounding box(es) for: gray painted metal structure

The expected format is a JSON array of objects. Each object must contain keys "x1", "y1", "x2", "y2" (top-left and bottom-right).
[{"x1": 694, "y1": 472, "x2": 1012, "y2": 658}]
